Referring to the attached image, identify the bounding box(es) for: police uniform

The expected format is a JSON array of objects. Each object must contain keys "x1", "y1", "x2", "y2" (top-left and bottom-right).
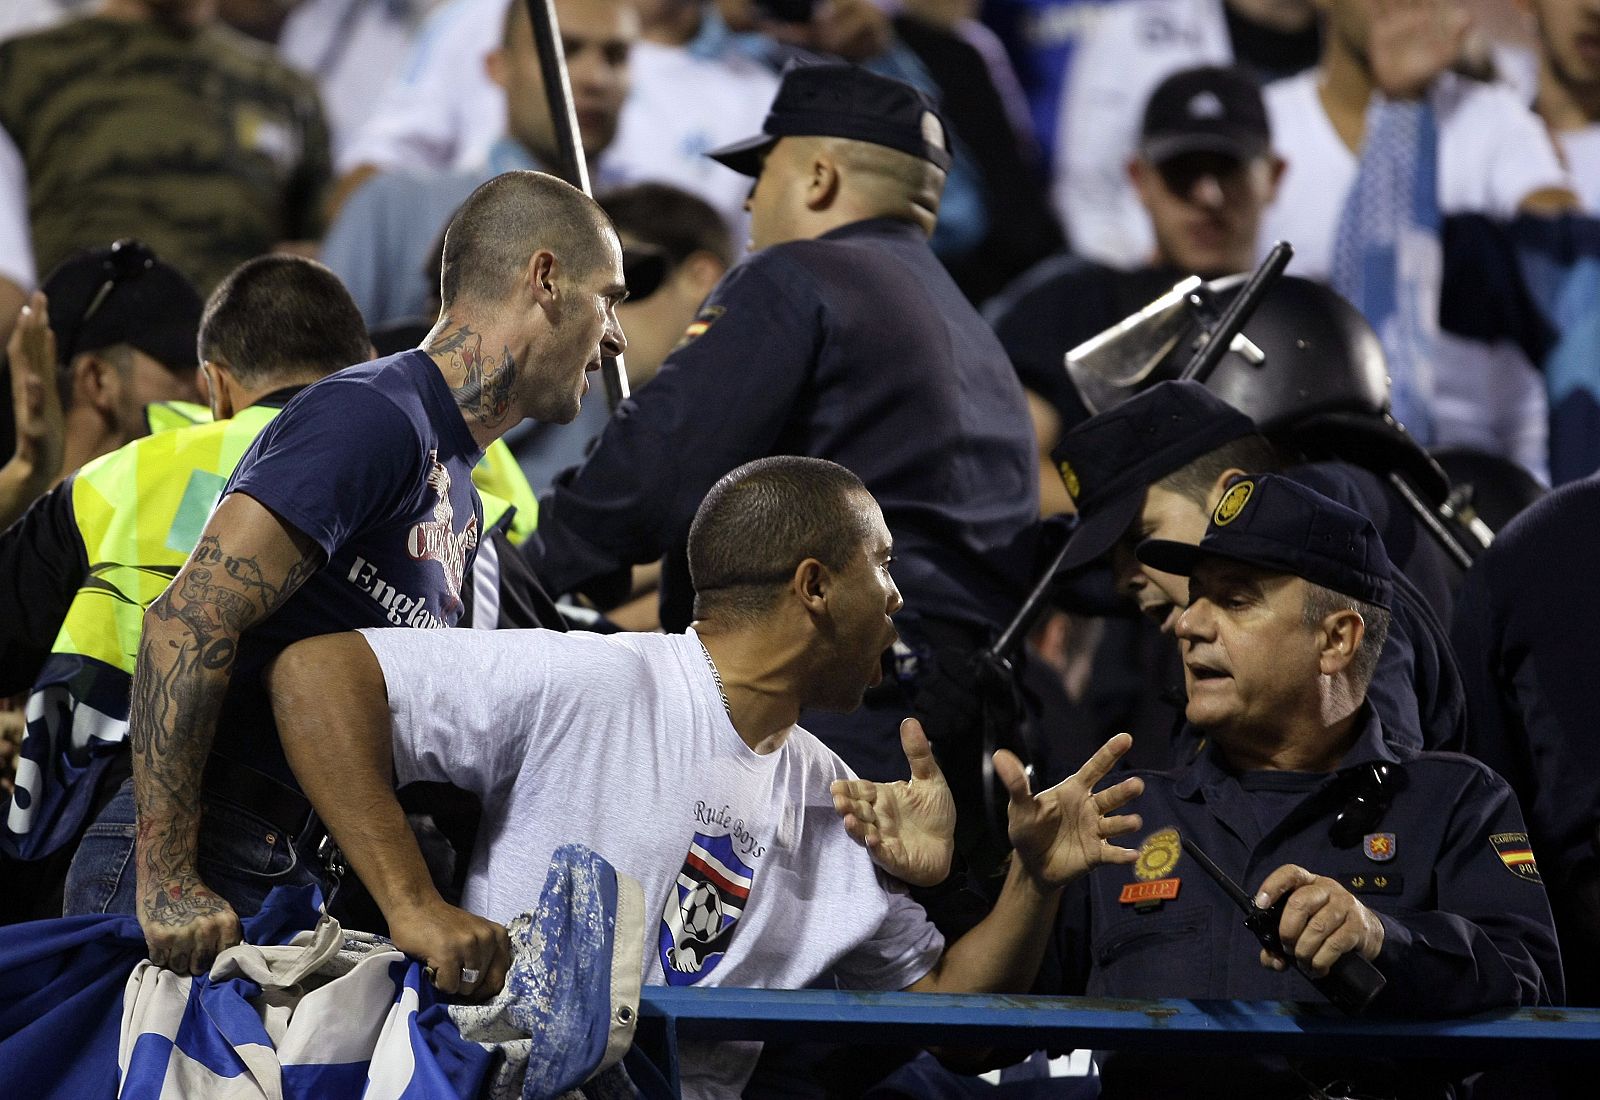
[
  {"x1": 1051, "y1": 381, "x2": 1467, "y2": 759},
  {"x1": 530, "y1": 66, "x2": 1038, "y2": 793},
  {"x1": 1043, "y1": 475, "x2": 1560, "y2": 1099},
  {"x1": 1451, "y1": 474, "x2": 1600, "y2": 1007}
]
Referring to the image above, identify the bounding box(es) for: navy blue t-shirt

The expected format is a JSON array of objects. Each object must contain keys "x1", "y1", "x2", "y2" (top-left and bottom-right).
[{"x1": 216, "y1": 350, "x2": 484, "y2": 786}]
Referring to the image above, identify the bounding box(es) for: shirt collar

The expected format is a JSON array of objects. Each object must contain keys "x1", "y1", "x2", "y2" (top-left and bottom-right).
[{"x1": 1173, "y1": 703, "x2": 1401, "y2": 799}]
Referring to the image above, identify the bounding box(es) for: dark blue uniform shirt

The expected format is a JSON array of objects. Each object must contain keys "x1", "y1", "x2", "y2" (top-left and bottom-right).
[
  {"x1": 1046, "y1": 709, "x2": 1562, "y2": 1096},
  {"x1": 530, "y1": 217, "x2": 1039, "y2": 635}
]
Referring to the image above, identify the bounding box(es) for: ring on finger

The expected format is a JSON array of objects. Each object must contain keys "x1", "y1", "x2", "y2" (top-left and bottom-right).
[
  {"x1": 424, "y1": 965, "x2": 438, "y2": 985},
  {"x1": 461, "y1": 966, "x2": 481, "y2": 984}
]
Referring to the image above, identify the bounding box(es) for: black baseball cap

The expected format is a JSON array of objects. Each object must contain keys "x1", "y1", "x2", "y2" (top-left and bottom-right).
[
  {"x1": 1052, "y1": 380, "x2": 1257, "y2": 572},
  {"x1": 1138, "y1": 473, "x2": 1394, "y2": 608},
  {"x1": 706, "y1": 62, "x2": 953, "y2": 177},
  {"x1": 42, "y1": 240, "x2": 203, "y2": 375},
  {"x1": 1139, "y1": 65, "x2": 1270, "y2": 165}
]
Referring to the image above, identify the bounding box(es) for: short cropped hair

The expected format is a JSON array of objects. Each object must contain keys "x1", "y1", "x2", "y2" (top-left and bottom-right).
[
  {"x1": 198, "y1": 255, "x2": 369, "y2": 387},
  {"x1": 1156, "y1": 433, "x2": 1282, "y2": 506},
  {"x1": 439, "y1": 171, "x2": 610, "y2": 308},
  {"x1": 1302, "y1": 581, "x2": 1391, "y2": 693},
  {"x1": 689, "y1": 456, "x2": 874, "y2": 622},
  {"x1": 599, "y1": 182, "x2": 735, "y2": 268}
]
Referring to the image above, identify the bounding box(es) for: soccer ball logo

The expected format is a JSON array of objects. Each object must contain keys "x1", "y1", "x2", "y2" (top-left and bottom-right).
[{"x1": 682, "y1": 881, "x2": 723, "y2": 939}]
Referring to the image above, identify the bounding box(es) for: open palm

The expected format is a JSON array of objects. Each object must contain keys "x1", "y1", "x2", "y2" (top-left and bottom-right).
[
  {"x1": 1000, "y1": 732, "x2": 1145, "y2": 888},
  {"x1": 830, "y1": 718, "x2": 956, "y2": 887}
]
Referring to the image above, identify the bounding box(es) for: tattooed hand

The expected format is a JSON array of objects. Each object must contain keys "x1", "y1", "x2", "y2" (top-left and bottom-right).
[{"x1": 137, "y1": 872, "x2": 242, "y2": 975}]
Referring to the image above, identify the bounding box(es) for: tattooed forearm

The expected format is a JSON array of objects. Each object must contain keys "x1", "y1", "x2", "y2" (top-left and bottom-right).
[
  {"x1": 128, "y1": 523, "x2": 324, "y2": 891},
  {"x1": 431, "y1": 323, "x2": 518, "y2": 429}
]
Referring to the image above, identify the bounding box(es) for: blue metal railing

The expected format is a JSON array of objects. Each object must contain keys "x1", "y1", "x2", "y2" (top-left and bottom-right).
[{"x1": 635, "y1": 987, "x2": 1600, "y2": 1095}]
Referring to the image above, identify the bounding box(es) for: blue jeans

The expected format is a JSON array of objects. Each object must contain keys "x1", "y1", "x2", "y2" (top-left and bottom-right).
[{"x1": 62, "y1": 776, "x2": 326, "y2": 917}]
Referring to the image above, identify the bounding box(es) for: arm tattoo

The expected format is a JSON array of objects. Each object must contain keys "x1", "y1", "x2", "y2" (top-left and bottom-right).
[
  {"x1": 129, "y1": 529, "x2": 324, "y2": 897},
  {"x1": 430, "y1": 324, "x2": 517, "y2": 429}
]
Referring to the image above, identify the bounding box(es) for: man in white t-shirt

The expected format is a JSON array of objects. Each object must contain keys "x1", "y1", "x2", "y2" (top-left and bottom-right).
[
  {"x1": 268, "y1": 455, "x2": 1145, "y2": 1099},
  {"x1": 1526, "y1": 0, "x2": 1600, "y2": 210},
  {"x1": 1260, "y1": 0, "x2": 1576, "y2": 473}
]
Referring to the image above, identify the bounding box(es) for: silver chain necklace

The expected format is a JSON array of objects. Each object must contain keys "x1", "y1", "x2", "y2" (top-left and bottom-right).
[{"x1": 697, "y1": 637, "x2": 732, "y2": 718}]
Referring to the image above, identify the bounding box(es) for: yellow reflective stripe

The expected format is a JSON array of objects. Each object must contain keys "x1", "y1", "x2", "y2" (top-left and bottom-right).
[{"x1": 472, "y1": 439, "x2": 538, "y2": 543}]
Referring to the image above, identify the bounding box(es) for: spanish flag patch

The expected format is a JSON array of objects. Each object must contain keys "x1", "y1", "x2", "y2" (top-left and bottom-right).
[
  {"x1": 1490, "y1": 832, "x2": 1542, "y2": 883},
  {"x1": 673, "y1": 305, "x2": 725, "y2": 351}
]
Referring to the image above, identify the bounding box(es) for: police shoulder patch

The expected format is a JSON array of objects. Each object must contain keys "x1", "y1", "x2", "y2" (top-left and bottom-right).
[
  {"x1": 1213, "y1": 479, "x2": 1254, "y2": 526},
  {"x1": 673, "y1": 305, "x2": 725, "y2": 351},
  {"x1": 1489, "y1": 832, "x2": 1542, "y2": 883},
  {"x1": 1135, "y1": 827, "x2": 1182, "y2": 881}
]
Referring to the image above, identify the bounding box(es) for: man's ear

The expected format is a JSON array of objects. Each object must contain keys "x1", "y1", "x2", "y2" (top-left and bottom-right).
[
  {"x1": 677, "y1": 251, "x2": 726, "y2": 300},
  {"x1": 527, "y1": 249, "x2": 559, "y2": 308},
  {"x1": 1317, "y1": 608, "x2": 1365, "y2": 677},
  {"x1": 72, "y1": 352, "x2": 119, "y2": 415},
  {"x1": 485, "y1": 46, "x2": 508, "y2": 89},
  {"x1": 804, "y1": 152, "x2": 841, "y2": 211},
  {"x1": 203, "y1": 360, "x2": 238, "y2": 420},
  {"x1": 794, "y1": 557, "x2": 831, "y2": 615}
]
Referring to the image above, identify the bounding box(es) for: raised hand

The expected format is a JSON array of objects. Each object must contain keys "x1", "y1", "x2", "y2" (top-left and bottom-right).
[
  {"x1": 1000, "y1": 732, "x2": 1144, "y2": 889},
  {"x1": 1368, "y1": 0, "x2": 1471, "y2": 101},
  {"x1": 830, "y1": 718, "x2": 956, "y2": 887}
]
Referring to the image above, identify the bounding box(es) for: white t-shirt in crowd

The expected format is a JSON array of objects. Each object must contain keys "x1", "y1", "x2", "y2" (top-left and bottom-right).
[
  {"x1": 362, "y1": 625, "x2": 944, "y2": 1099},
  {"x1": 1558, "y1": 124, "x2": 1600, "y2": 212},
  {"x1": 1262, "y1": 68, "x2": 1569, "y2": 279},
  {"x1": 0, "y1": 127, "x2": 33, "y2": 290},
  {"x1": 1262, "y1": 69, "x2": 1570, "y2": 476},
  {"x1": 1052, "y1": 0, "x2": 1232, "y2": 268}
]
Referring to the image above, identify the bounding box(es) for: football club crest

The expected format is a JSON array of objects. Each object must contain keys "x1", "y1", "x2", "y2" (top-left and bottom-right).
[
  {"x1": 658, "y1": 831, "x2": 754, "y2": 985},
  {"x1": 1362, "y1": 833, "x2": 1396, "y2": 862},
  {"x1": 1489, "y1": 832, "x2": 1542, "y2": 883},
  {"x1": 1134, "y1": 827, "x2": 1182, "y2": 881},
  {"x1": 1213, "y1": 479, "x2": 1254, "y2": 526}
]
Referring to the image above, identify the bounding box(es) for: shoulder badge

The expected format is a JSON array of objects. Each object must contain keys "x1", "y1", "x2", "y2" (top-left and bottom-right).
[
  {"x1": 1490, "y1": 832, "x2": 1542, "y2": 883},
  {"x1": 673, "y1": 305, "x2": 725, "y2": 351},
  {"x1": 1135, "y1": 827, "x2": 1182, "y2": 881},
  {"x1": 1362, "y1": 833, "x2": 1396, "y2": 862},
  {"x1": 1213, "y1": 479, "x2": 1254, "y2": 526}
]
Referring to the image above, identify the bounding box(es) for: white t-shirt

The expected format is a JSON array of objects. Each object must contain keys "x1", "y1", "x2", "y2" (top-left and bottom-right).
[
  {"x1": 1051, "y1": 0, "x2": 1232, "y2": 268},
  {"x1": 362, "y1": 625, "x2": 944, "y2": 1099},
  {"x1": 1262, "y1": 69, "x2": 1569, "y2": 279},
  {"x1": 1263, "y1": 70, "x2": 1570, "y2": 476},
  {"x1": 0, "y1": 126, "x2": 33, "y2": 290},
  {"x1": 1558, "y1": 124, "x2": 1600, "y2": 213}
]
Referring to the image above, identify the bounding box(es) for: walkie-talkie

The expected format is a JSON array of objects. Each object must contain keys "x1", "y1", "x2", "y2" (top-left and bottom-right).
[{"x1": 1180, "y1": 836, "x2": 1387, "y2": 1014}]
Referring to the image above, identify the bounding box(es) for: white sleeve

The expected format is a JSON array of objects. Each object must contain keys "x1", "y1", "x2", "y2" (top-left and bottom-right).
[
  {"x1": 360, "y1": 626, "x2": 552, "y2": 799},
  {"x1": 1435, "y1": 77, "x2": 1572, "y2": 218},
  {"x1": 0, "y1": 124, "x2": 35, "y2": 290},
  {"x1": 831, "y1": 876, "x2": 945, "y2": 992},
  {"x1": 335, "y1": 0, "x2": 505, "y2": 175}
]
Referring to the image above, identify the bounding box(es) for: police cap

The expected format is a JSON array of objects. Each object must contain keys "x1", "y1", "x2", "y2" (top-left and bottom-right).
[
  {"x1": 706, "y1": 62, "x2": 953, "y2": 177},
  {"x1": 1052, "y1": 380, "x2": 1257, "y2": 572},
  {"x1": 1138, "y1": 472, "x2": 1394, "y2": 608}
]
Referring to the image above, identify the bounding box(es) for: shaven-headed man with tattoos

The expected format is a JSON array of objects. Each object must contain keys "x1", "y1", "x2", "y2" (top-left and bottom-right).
[{"x1": 64, "y1": 170, "x2": 627, "y2": 985}]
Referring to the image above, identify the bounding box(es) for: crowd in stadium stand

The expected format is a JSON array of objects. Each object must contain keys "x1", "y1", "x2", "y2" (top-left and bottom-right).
[{"x1": 1, "y1": 0, "x2": 1599, "y2": 1096}]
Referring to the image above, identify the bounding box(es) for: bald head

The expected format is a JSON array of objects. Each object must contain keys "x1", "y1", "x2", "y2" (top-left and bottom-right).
[
  {"x1": 439, "y1": 170, "x2": 613, "y2": 309},
  {"x1": 746, "y1": 135, "x2": 946, "y2": 249}
]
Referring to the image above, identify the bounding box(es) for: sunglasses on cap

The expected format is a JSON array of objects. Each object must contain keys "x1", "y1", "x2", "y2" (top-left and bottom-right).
[{"x1": 61, "y1": 239, "x2": 157, "y2": 361}]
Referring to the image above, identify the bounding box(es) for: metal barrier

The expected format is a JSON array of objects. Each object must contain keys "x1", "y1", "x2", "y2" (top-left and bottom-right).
[{"x1": 635, "y1": 987, "x2": 1600, "y2": 1095}]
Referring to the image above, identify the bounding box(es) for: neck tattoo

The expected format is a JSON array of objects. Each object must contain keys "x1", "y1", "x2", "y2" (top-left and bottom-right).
[{"x1": 697, "y1": 637, "x2": 733, "y2": 719}]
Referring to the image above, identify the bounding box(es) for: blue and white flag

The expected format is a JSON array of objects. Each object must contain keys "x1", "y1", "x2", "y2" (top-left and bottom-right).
[
  {"x1": 0, "y1": 846, "x2": 646, "y2": 1100},
  {"x1": 1331, "y1": 97, "x2": 1443, "y2": 445}
]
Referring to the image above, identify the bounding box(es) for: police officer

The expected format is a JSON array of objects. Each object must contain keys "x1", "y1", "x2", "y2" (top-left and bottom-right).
[
  {"x1": 1043, "y1": 474, "x2": 1560, "y2": 1099},
  {"x1": 529, "y1": 64, "x2": 1038, "y2": 848},
  {"x1": 1052, "y1": 380, "x2": 1465, "y2": 760}
]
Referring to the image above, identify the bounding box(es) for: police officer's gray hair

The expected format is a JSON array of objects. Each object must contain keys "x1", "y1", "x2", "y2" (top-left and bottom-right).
[
  {"x1": 1302, "y1": 582, "x2": 1390, "y2": 692},
  {"x1": 439, "y1": 171, "x2": 612, "y2": 309},
  {"x1": 689, "y1": 456, "x2": 875, "y2": 623}
]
